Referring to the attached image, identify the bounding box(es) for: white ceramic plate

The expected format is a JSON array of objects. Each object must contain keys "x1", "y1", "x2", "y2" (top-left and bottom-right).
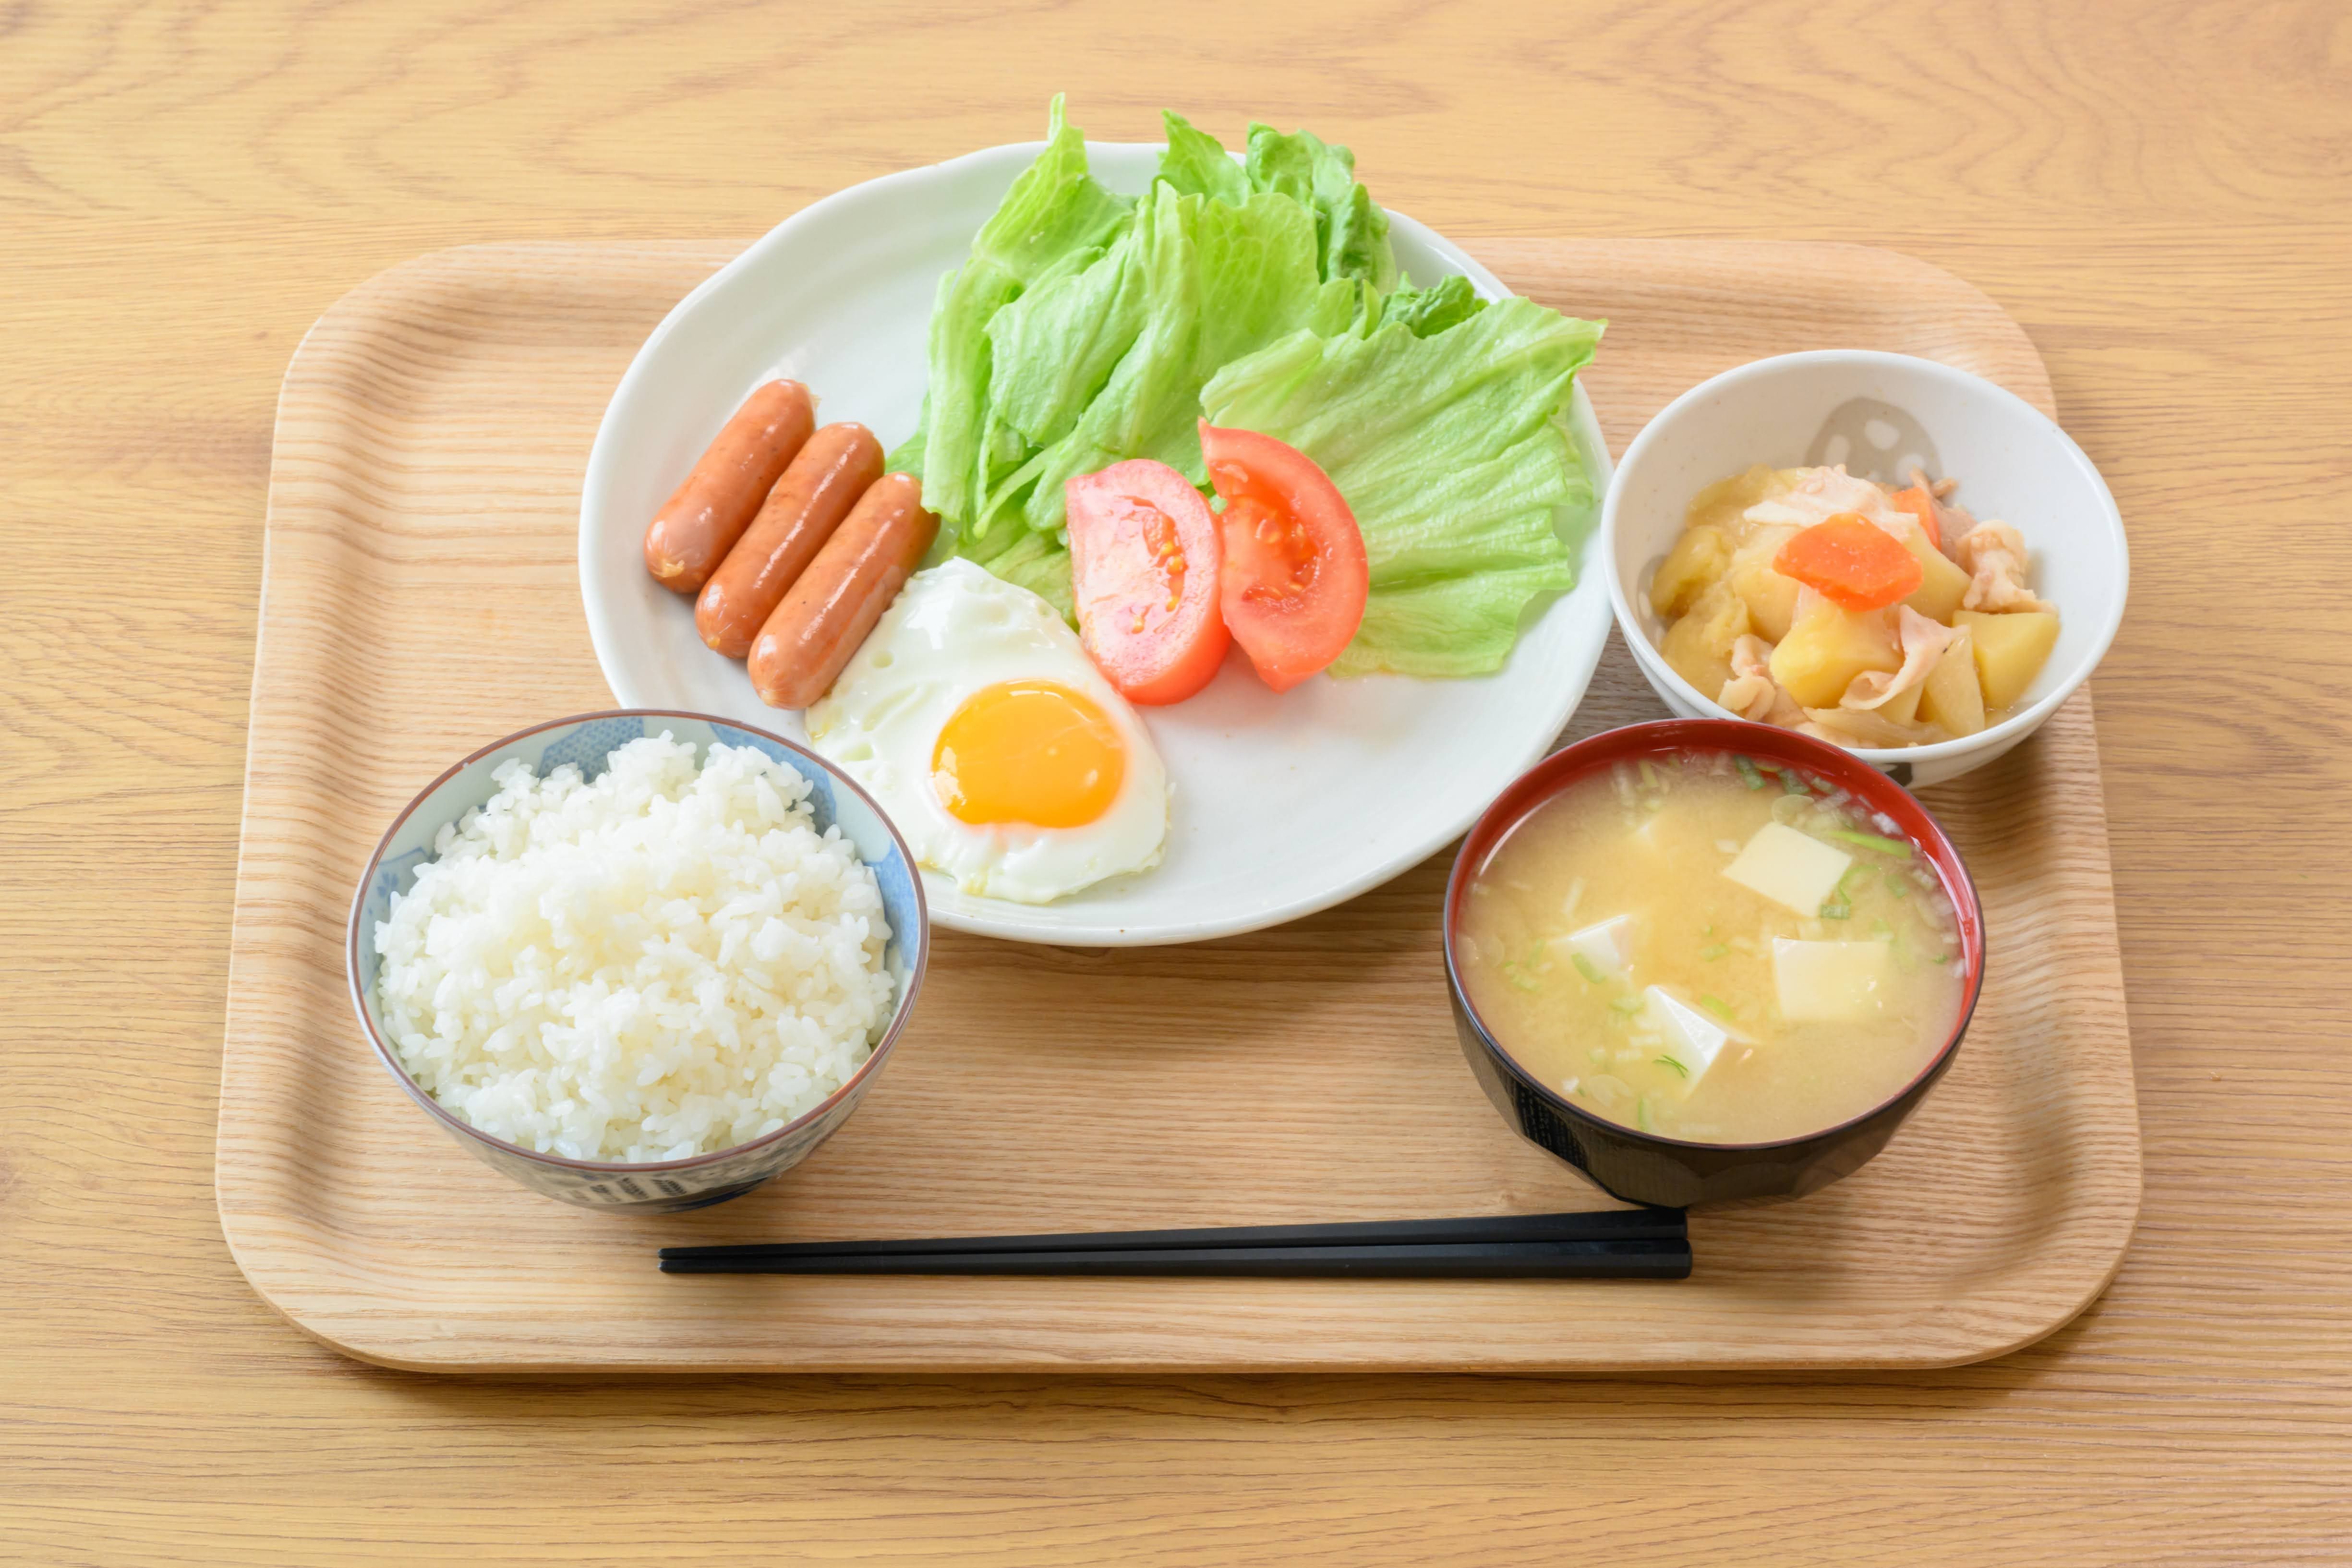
[{"x1": 580, "y1": 141, "x2": 1613, "y2": 945}]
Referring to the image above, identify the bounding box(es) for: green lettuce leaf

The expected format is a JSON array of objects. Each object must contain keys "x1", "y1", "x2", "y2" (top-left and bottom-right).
[
  {"x1": 983, "y1": 239, "x2": 1145, "y2": 448},
  {"x1": 1376, "y1": 274, "x2": 1487, "y2": 337},
  {"x1": 1201, "y1": 298, "x2": 1604, "y2": 676},
  {"x1": 917, "y1": 96, "x2": 1132, "y2": 531},
  {"x1": 977, "y1": 182, "x2": 1339, "y2": 541},
  {"x1": 1156, "y1": 110, "x2": 1249, "y2": 204},
  {"x1": 1160, "y1": 112, "x2": 1397, "y2": 293},
  {"x1": 1242, "y1": 123, "x2": 1397, "y2": 289},
  {"x1": 1327, "y1": 562, "x2": 1585, "y2": 679},
  {"x1": 914, "y1": 101, "x2": 1592, "y2": 678},
  {"x1": 924, "y1": 102, "x2": 1401, "y2": 557}
]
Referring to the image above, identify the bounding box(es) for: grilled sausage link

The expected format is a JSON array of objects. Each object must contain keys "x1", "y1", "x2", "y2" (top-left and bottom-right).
[
  {"x1": 693, "y1": 422, "x2": 884, "y2": 658},
  {"x1": 748, "y1": 473, "x2": 938, "y2": 709},
  {"x1": 641, "y1": 380, "x2": 814, "y2": 593}
]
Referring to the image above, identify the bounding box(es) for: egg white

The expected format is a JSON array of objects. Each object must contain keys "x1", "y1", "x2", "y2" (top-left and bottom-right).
[{"x1": 807, "y1": 559, "x2": 1170, "y2": 905}]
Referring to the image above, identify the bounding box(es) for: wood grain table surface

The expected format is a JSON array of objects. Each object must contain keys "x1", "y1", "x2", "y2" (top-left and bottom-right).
[{"x1": 4, "y1": 1, "x2": 2346, "y2": 1562}]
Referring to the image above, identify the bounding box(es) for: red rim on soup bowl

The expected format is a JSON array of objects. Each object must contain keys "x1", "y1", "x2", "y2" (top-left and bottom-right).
[{"x1": 1443, "y1": 719, "x2": 1986, "y2": 1210}]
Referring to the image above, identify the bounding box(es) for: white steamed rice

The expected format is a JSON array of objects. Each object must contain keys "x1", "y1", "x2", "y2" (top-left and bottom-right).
[{"x1": 373, "y1": 734, "x2": 896, "y2": 1162}]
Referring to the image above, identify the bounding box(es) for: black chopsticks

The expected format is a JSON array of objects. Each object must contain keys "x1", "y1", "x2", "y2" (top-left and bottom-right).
[{"x1": 659, "y1": 1208, "x2": 1689, "y2": 1279}]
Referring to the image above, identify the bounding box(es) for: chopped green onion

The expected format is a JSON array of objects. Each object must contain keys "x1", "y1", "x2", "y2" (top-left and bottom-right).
[
  {"x1": 1826, "y1": 828, "x2": 1913, "y2": 859},
  {"x1": 1886, "y1": 873, "x2": 1911, "y2": 897},
  {"x1": 1638, "y1": 759, "x2": 1660, "y2": 790},
  {"x1": 1783, "y1": 771, "x2": 1809, "y2": 795},
  {"x1": 1699, "y1": 943, "x2": 1730, "y2": 961},
  {"x1": 1654, "y1": 1054, "x2": 1690, "y2": 1079},
  {"x1": 1930, "y1": 953, "x2": 1951, "y2": 965},
  {"x1": 1508, "y1": 972, "x2": 1540, "y2": 992},
  {"x1": 1701, "y1": 923, "x2": 1715, "y2": 936},
  {"x1": 1734, "y1": 755, "x2": 1764, "y2": 790},
  {"x1": 1870, "y1": 918, "x2": 1893, "y2": 940},
  {"x1": 1609, "y1": 994, "x2": 1644, "y2": 1015},
  {"x1": 1572, "y1": 953, "x2": 1607, "y2": 985},
  {"x1": 1636, "y1": 1095, "x2": 1657, "y2": 1132},
  {"x1": 1819, "y1": 900, "x2": 1851, "y2": 920},
  {"x1": 1700, "y1": 994, "x2": 1736, "y2": 1021}
]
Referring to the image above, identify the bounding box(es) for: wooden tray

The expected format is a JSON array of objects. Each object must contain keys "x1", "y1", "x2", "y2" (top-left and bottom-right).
[{"x1": 217, "y1": 239, "x2": 2141, "y2": 1373}]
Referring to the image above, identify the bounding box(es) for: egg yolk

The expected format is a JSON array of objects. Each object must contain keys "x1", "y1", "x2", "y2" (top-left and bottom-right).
[{"x1": 932, "y1": 680, "x2": 1126, "y2": 828}]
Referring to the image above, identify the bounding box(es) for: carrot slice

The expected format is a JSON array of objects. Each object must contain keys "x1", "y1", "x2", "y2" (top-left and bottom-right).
[
  {"x1": 1773, "y1": 514, "x2": 1925, "y2": 612},
  {"x1": 1890, "y1": 485, "x2": 1941, "y2": 550}
]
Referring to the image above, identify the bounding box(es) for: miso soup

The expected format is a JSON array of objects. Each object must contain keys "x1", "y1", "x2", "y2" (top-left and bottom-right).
[{"x1": 1454, "y1": 750, "x2": 1965, "y2": 1145}]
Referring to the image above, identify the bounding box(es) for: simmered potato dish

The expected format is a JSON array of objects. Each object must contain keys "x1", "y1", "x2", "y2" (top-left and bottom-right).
[{"x1": 1650, "y1": 465, "x2": 2059, "y2": 750}]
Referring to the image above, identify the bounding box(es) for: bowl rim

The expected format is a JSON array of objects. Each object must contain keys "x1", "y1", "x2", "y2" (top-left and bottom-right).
[
  {"x1": 343, "y1": 707, "x2": 931, "y2": 1177},
  {"x1": 1442, "y1": 717, "x2": 1986, "y2": 1157},
  {"x1": 1598, "y1": 348, "x2": 2128, "y2": 767}
]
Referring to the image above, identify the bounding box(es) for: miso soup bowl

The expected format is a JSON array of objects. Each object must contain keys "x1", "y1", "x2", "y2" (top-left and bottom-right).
[
  {"x1": 347, "y1": 710, "x2": 928, "y2": 1214},
  {"x1": 1602, "y1": 350, "x2": 2128, "y2": 787},
  {"x1": 1443, "y1": 719, "x2": 1985, "y2": 1209}
]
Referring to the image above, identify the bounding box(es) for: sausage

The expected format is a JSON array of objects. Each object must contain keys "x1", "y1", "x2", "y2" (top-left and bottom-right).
[
  {"x1": 692, "y1": 422, "x2": 885, "y2": 658},
  {"x1": 641, "y1": 380, "x2": 815, "y2": 594},
  {"x1": 748, "y1": 473, "x2": 939, "y2": 709}
]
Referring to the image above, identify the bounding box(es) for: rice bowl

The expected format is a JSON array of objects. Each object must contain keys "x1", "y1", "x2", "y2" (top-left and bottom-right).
[
  {"x1": 372, "y1": 733, "x2": 895, "y2": 1162},
  {"x1": 346, "y1": 710, "x2": 927, "y2": 1213}
]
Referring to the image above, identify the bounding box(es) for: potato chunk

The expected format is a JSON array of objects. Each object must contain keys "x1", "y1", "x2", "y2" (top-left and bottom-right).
[
  {"x1": 1768, "y1": 604, "x2": 1900, "y2": 709},
  {"x1": 1728, "y1": 528, "x2": 1802, "y2": 641},
  {"x1": 1661, "y1": 581, "x2": 1749, "y2": 698},
  {"x1": 1916, "y1": 630, "x2": 1986, "y2": 736},
  {"x1": 1876, "y1": 678, "x2": 1925, "y2": 726},
  {"x1": 1651, "y1": 525, "x2": 1731, "y2": 618},
  {"x1": 1685, "y1": 465, "x2": 1788, "y2": 533},
  {"x1": 1954, "y1": 609, "x2": 2060, "y2": 711},
  {"x1": 1899, "y1": 529, "x2": 1973, "y2": 624}
]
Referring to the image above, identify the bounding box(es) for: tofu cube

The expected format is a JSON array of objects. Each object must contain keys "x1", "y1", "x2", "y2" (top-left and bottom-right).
[
  {"x1": 1773, "y1": 939, "x2": 1894, "y2": 1023},
  {"x1": 1641, "y1": 987, "x2": 1737, "y2": 1095},
  {"x1": 1556, "y1": 914, "x2": 1637, "y2": 979},
  {"x1": 1723, "y1": 822, "x2": 1853, "y2": 916}
]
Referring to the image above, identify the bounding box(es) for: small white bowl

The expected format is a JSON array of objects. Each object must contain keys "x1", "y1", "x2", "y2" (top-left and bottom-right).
[{"x1": 1600, "y1": 351, "x2": 2126, "y2": 786}]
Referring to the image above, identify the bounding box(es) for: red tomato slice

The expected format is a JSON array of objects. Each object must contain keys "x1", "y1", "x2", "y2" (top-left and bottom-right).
[
  {"x1": 1065, "y1": 459, "x2": 1230, "y2": 705},
  {"x1": 1198, "y1": 422, "x2": 1369, "y2": 693}
]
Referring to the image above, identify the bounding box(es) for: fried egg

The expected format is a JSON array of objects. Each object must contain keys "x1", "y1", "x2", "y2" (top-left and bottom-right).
[{"x1": 806, "y1": 558, "x2": 1170, "y2": 904}]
